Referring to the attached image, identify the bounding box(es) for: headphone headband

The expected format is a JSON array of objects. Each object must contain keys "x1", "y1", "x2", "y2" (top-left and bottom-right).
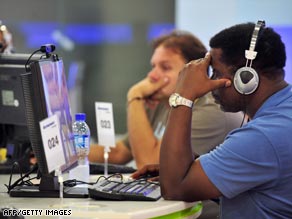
[
  {"x1": 245, "y1": 20, "x2": 265, "y2": 61},
  {"x1": 249, "y1": 20, "x2": 265, "y2": 52}
]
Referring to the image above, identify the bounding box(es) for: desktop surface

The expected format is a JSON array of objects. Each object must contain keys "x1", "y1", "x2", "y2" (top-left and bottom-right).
[{"x1": 0, "y1": 174, "x2": 202, "y2": 219}]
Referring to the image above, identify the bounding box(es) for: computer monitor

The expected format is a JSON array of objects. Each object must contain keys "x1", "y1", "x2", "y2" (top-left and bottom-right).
[
  {"x1": 0, "y1": 63, "x2": 33, "y2": 173},
  {"x1": 9, "y1": 55, "x2": 83, "y2": 197},
  {"x1": 0, "y1": 53, "x2": 43, "y2": 140},
  {"x1": 0, "y1": 53, "x2": 48, "y2": 175},
  {"x1": 0, "y1": 53, "x2": 42, "y2": 65},
  {"x1": 0, "y1": 64, "x2": 28, "y2": 126}
]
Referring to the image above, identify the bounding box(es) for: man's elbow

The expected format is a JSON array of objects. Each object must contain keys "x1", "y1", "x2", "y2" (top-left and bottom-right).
[
  {"x1": 161, "y1": 183, "x2": 221, "y2": 202},
  {"x1": 161, "y1": 185, "x2": 198, "y2": 202},
  {"x1": 161, "y1": 189, "x2": 181, "y2": 201}
]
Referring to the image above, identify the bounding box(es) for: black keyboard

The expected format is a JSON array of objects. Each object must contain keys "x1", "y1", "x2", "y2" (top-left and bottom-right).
[
  {"x1": 90, "y1": 163, "x2": 136, "y2": 174},
  {"x1": 88, "y1": 178, "x2": 161, "y2": 201}
]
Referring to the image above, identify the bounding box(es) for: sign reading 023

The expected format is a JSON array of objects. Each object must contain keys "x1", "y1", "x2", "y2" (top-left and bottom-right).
[
  {"x1": 100, "y1": 120, "x2": 111, "y2": 129},
  {"x1": 95, "y1": 102, "x2": 116, "y2": 147}
]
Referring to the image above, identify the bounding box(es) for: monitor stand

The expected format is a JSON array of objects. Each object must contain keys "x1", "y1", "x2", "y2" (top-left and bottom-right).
[{"x1": 9, "y1": 174, "x2": 88, "y2": 198}]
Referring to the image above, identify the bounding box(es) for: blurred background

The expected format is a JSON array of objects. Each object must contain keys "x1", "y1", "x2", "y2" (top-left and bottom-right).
[{"x1": 0, "y1": 0, "x2": 291, "y2": 141}]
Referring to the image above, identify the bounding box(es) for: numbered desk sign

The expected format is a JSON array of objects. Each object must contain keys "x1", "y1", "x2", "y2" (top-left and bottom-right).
[
  {"x1": 39, "y1": 114, "x2": 66, "y2": 173},
  {"x1": 95, "y1": 102, "x2": 116, "y2": 147}
]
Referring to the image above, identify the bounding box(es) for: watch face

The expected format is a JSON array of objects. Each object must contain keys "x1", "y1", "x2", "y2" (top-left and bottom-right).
[{"x1": 169, "y1": 93, "x2": 178, "y2": 107}]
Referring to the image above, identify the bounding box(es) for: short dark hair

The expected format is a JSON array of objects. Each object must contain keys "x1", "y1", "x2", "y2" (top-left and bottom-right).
[
  {"x1": 152, "y1": 30, "x2": 207, "y2": 63},
  {"x1": 209, "y1": 22, "x2": 286, "y2": 77}
]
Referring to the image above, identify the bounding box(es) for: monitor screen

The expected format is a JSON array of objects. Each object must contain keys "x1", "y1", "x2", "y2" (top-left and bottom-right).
[{"x1": 22, "y1": 57, "x2": 78, "y2": 176}]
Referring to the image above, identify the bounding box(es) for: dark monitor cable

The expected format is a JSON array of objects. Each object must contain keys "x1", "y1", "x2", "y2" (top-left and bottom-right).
[{"x1": 5, "y1": 163, "x2": 38, "y2": 193}]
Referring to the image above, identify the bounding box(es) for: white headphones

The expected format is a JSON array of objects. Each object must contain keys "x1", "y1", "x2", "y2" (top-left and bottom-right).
[{"x1": 233, "y1": 20, "x2": 265, "y2": 95}]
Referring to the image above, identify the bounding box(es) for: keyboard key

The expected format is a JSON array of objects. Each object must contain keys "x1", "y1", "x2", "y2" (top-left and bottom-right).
[
  {"x1": 102, "y1": 182, "x2": 120, "y2": 192},
  {"x1": 112, "y1": 183, "x2": 129, "y2": 193}
]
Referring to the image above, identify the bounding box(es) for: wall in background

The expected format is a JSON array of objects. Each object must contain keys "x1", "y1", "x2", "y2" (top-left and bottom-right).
[
  {"x1": 1, "y1": 0, "x2": 175, "y2": 140},
  {"x1": 175, "y1": 0, "x2": 292, "y2": 83},
  {"x1": 5, "y1": 0, "x2": 289, "y2": 141}
]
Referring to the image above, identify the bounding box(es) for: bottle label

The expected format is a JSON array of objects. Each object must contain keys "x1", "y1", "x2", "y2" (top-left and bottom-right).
[{"x1": 74, "y1": 135, "x2": 89, "y2": 148}]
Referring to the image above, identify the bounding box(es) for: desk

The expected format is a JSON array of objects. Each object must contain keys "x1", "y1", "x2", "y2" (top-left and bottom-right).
[{"x1": 0, "y1": 174, "x2": 202, "y2": 219}]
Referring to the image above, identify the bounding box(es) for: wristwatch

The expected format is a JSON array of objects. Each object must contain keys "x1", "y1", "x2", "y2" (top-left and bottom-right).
[{"x1": 169, "y1": 93, "x2": 193, "y2": 108}]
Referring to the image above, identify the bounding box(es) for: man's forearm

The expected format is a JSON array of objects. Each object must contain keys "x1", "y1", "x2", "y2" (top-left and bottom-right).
[
  {"x1": 160, "y1": 106, "x2": 194, "y2": 193},
  {"x1": 127, "y1": 99, "x2": 159, "y2": 169}
]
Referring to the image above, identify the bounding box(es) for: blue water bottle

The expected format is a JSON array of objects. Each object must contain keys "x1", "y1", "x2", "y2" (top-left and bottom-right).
[
  {"x1": 71, "y1": 113, "x2": 90, "y2": 182},
  {"x1": 73, "y1": 113, "x2": 90, "y2": 164}
]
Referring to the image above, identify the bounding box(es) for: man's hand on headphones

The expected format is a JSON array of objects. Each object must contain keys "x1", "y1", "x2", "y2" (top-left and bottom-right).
[{"x1": 174, "y1": 53, "x2": 231, "y2": 101}]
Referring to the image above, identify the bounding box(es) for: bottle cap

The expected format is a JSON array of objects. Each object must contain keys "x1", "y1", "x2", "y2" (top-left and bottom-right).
[{"x1": 75, "y1": 113, "x2": 86, "y2": 121}]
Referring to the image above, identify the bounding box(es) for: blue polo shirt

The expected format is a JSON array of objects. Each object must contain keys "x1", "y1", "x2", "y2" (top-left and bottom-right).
[{"x1": 200, "y1": 85, "x2": 292, "y2": 219}]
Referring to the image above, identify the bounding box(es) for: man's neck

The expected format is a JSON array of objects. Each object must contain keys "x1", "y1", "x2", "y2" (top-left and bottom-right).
[{"x1": 246, "y1": 79, "x2": 288, "y2": 119}]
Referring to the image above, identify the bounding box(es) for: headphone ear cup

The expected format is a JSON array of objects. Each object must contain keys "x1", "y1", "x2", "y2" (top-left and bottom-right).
[{"x1": 233, "y1": 67, "x2": 259, "y2": 95}]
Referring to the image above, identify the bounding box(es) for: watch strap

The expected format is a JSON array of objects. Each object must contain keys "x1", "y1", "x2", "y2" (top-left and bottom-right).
[{"x1": 177, "y1": 95, "x2": 193, "y2": 108}]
